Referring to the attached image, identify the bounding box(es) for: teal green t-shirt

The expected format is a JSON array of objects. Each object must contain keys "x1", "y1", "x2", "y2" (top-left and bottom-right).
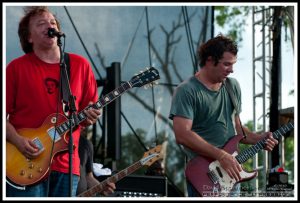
[{"x1": 169, "y1": 76, "x2": 242, "y2": 158}]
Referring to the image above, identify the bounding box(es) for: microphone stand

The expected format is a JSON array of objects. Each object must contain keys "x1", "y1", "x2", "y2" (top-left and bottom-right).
[{"x1": 57, "y1": 36, "x2": 77, "y2": 197}]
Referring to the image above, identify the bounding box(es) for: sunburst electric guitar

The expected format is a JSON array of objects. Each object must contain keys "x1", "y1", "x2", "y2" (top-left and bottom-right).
[
  {"x1": 77, "y1": 144, "x2": 164, "y2": 197},
  {"x1": 6, "y1": 67, "x2": 160, "y2": 187},
  {"x1": 185, "y1": 121, "x2": 294, "y2": 197}
]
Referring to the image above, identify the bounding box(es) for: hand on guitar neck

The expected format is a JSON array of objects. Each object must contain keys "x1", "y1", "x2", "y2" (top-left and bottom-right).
[
  {"x1": 81, "y1": 101, "x2": 102, "y2": 127},
  {"x1": 259, "y1": 132, "x2": 279, "y2": 151}
]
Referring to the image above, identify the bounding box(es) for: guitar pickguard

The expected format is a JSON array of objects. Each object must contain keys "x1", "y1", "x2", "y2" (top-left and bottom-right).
[{"x1": 208, "y1": 151, "x2": 238, "y2": 196}]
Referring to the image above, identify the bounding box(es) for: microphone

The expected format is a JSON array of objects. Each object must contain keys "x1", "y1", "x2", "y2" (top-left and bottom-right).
[{"x1": 47, "y1": 28, "x2": 65, "y2": 38}]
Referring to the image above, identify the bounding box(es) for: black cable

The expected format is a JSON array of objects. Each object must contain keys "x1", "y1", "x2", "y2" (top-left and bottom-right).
[
  {"x1": 64, "y1": 6, "x2": 107, "y2": 166},
  {"x1": 63, "y1": 6, "x2": 102, "y2": 80},
  {"x1": 145, "y1": 7, "x2": 153, "y2": 68},
  {"x1": 93, "y1": 92, "x2": 106, "y2": 163},
  {"x1": 121, "y1": 7, "x2": 146, "y2": 68},
  {"x1": 185, "y1": 6, "x2": 197, "y2": 71},
  {"x1": 145, "y1": 6, "x2": 158, "y2": 145},
  {"x1": 182, "y1": 6, "x2": 197, "y2": 73},
  {"x1": 121, "y1": 111, "x2": 148, "y2": 151}
]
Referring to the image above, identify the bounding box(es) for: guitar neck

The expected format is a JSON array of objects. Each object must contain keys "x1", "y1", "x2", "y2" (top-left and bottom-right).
[
  {"x1": 55, "y1": 81, "x2": 132, "y2": 135},
  {"x1": 53, "y1": 66, "x2": 160, "y2": 136},
  {"x1": 78, "y1": 160, "x2": 143, "y2": 197},
  {"x1": 78, "y1": 81, "x2": 132, "y2": 122},
  {"x1": 236, "y1": 122, "x2": 294, "y2": 164},
  {"x1": 77, "y1": 144, "x2": 162, "y2": 197}
]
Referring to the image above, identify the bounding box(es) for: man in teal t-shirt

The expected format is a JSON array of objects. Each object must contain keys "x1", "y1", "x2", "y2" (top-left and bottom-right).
[{"x1": 169, "y1": 34, "x2": 278, "y2": 197}]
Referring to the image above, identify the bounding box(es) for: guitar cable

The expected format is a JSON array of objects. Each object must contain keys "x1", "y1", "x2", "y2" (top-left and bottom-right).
[
  {"x1": 6, "y1": 179, "x2": 26, "y2": 190},
  {"x1": 45, "y1": 82, "x2": 62, "y2": 197}
]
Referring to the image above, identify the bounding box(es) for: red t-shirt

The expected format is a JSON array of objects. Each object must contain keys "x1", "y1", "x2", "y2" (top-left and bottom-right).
[{"x1": 6, "y1": 52, "x2": 99, "y2": 176}]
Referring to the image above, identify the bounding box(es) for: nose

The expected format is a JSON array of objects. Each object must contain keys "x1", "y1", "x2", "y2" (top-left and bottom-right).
[{"x1": 228, "y1": 66, "x2": 234, "y2": 73}]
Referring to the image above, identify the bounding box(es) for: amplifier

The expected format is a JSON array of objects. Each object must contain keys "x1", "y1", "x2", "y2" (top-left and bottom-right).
[
  {"x1": 268, "y1": 172, "x2": 288, "y2": 185},
  {"x1": 96, "y1": 174, "x2": 168, "y2": 197},
  {"x1": 266, "y1": 172, "x2": 294, "y2": 197}
]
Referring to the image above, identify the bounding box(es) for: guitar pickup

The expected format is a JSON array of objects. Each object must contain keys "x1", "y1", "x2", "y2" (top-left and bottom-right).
[
  {"x1": 208, "y1": 171, "x2": 218, "y2": 184},
  {"x1": 216, "y1": 166, "x2": 223, "y2": 178}
]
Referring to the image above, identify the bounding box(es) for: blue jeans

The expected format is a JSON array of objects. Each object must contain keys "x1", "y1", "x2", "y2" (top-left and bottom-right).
[
  {"x1": 6, "y1": 171, "x2": 79, "y2": 197},
  {"x1": 186, "y1": 181, "x2": 200, "y2": 197}
]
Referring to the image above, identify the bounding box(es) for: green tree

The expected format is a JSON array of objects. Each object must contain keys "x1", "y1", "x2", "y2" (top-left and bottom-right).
[
  {"x1": 215, "y1": 6, "x2": 250, "y2": 43},
  {"x1": 284, "y1": 134, "x2": 294, "y2": 184},
  {"x1": 215, "y1": 6, "x2": 294, "y2": 46},
  {"x1": 117, "y1": 128, "x2": 148, "y2": 175}
]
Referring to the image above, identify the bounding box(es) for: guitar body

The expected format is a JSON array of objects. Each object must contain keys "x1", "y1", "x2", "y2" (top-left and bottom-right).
[
  {"x1": 6, "y1": 113, "x2": 70, "y2": 186},
  {"x1": 185, "y1": 134, "x2": 257, "y2": 197}
]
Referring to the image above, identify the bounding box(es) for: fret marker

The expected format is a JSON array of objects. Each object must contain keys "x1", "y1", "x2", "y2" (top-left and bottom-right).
[
  {"x1": 104, "y1": 97, "x2": 110, "y2": 102},
  {"x1": 114, "y1": 91, "x2": 119, "y2": 96}
]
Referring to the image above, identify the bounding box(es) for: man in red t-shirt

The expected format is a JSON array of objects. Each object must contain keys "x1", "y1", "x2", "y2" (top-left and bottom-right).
[{"x1": 6, "y1": 6, "x2": 115, "y2": 197}]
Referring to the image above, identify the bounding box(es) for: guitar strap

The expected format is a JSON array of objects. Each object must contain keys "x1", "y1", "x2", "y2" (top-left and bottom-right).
[
  {"x1": 223, "y1": 78, "x2": 247, "y2": 139},
  {"x1": 59, "y1": 52, "x2": 72, "y2": 117},
  {"x1": 61, "y1": 52, "x2": 70, "y2": 103}
]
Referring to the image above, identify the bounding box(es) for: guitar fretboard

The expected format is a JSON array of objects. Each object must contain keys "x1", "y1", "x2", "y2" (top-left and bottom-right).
[
  {"x1": 77, "y1": 160, "x2": 143, "y2": 197},
  {"x1": 55, "y1": 82, "x2": 132, "y2": 136},
  {"x1": 236, "y1": 122, "x2": 294, "y2": 164}
]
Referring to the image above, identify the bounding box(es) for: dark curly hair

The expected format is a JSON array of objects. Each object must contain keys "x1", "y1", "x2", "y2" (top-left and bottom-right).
[
  {"x1": 197, "y1": 34, "x2": 238, "y2": 67},
  {"x1": 18, "y1": 6, "x2": 61, "y2": 53}
]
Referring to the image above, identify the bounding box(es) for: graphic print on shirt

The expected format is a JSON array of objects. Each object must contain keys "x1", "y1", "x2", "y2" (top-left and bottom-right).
[{"x1": 44, "y1": 77, "x2": 59, "y2": 94}]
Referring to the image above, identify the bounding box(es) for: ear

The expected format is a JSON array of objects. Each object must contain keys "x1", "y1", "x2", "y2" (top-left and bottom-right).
[
  {"x1": 206, "y1": 56, "x2": 214, "y2": 65},
  {"x1": 207, "y1": 56, "x2": 212, "y2": 61}
]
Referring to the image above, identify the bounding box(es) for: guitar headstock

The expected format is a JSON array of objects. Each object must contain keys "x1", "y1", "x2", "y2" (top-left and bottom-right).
[
  {"x1": 130, "y1": 67, "x2": 160, "y2": 88},
  {"x1": 140, "y1": 144, "x2": 163, "y2": 166}
]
